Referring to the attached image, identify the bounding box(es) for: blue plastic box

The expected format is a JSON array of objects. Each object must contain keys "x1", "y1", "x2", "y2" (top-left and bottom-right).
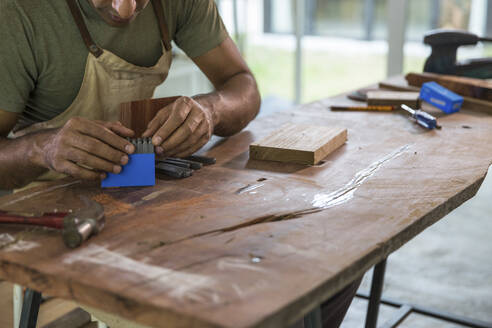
[
  {"x1": 419, "y1": 81, "x2": 464, "y2": 114},
  {"x1": 102, "y1": 153, "x2": 155, "y2": 188}
]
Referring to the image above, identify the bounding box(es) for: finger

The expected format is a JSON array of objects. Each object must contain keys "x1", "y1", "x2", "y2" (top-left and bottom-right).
[
  {"x1": 58, "y1": 161, "x2": 103, "y2": 181},
  {"x1": 73, "y1": 119, "x2": 135, "y2": 154},
  {"x1": 172, "y1": 135, "x2": 209, "y2": 158},
  {"x1": 66, "y1": 148, "x2": 122, "y2": 174},
  {"x1": 163, "y1": 122, "x2": 206, "y2": 157},
  {"x1": 142, "y1": 107, "x2": 172, "y2": 138},
  {"x1": 108, "y1": 122, "x2": 135, "y2": 138},
  {"x1": 160, "y1": 110, "x2": 203, "y2": 153},
  {"x1": 95, "y1": 120, "x2": 135, "y2": 138},
  {"x1": 151, "y1": 97, "x2": 193, "y2": 146},
  {"x1": 71, "y1": 136, "x2": 129, "y2": 166}
]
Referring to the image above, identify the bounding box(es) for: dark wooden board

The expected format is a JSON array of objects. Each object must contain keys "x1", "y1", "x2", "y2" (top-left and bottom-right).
[
  {"x1": 406, "y1": 72, "x2": 492, "y2": 101},
  {"x1": 1, "y1": 82, "x2": 491, "y2": 328},
  {"x1": 120, "y1": 96, "x2": 180, "y2": 137},
  {"x1": 366, "y1": 91, "x2": 420, "y2": 107}
]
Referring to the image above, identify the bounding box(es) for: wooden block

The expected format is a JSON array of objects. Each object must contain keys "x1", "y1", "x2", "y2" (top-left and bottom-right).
[
  {"x1": 37, "y1": 298, "x2": 79, "y2": 327},
  {"x1": 406, "y1": 72, "x2": 492, "y2": 101},
  {"x1": 366, "y1": 91, "x2": 420, "y2": 107},
  {"x1": 42, "y1": 308, "x2": 91, "y2": 328},
  {"x1": 249, "y1": 124, "x2": 347, "y2": 165},
  {"x1": 120, "y1": 96, "x2": 180, "y2": 137}
]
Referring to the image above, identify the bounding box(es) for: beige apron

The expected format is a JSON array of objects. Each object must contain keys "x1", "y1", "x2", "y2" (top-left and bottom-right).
[{"x1": 14, "y1": 0, "x2": 172, "y2": 185}]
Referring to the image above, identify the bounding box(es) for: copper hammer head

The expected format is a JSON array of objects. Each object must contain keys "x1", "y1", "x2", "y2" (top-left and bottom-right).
[{"x1": 62, "y1": 197, "x2": 105, "y2": 248}]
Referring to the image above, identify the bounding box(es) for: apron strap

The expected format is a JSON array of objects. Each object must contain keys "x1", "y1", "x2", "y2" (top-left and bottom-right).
[
  {"x1": 150, "y1": 0, "x2": 172, "y2": 51},
  {"x1": 65, "y1": 0, "x2": 103, "y2": 58},
  {"x1": 66, "y1": 0, "x2": 172, "y2": 56}
]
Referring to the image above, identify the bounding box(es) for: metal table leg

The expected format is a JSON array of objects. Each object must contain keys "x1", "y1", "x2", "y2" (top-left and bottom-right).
[
  {"x1": 364, "y1": 258, "x2": 387, "y2": 328},
  {"x1": 357, "y1": 291, "x2": 492, "y2": 328},
  {"x1": 380, "y1": 304, "x2": 412, "y2": 328},
  {"x1": 303, "y1": 305, "x2": 322, "y2": 328},
  {"x1": 19, "y1": 289, "x2": 42, "y2": 328},
  {"x1": 357, "y1": 258, "x2": 492, "y2": 328}
]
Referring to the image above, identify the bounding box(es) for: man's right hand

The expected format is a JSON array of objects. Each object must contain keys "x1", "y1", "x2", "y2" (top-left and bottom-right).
[{"x1": 37, "y1": 117, "x2": 135, "y2": 180}]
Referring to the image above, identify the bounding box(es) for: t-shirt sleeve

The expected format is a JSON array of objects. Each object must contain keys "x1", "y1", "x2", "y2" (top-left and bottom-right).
[
  {"x1": 174, "y1": 0, "x2": 229, "y2": 58},
  {"x1": 0, "y1": 1, "x2": 37, "y2": 113}
]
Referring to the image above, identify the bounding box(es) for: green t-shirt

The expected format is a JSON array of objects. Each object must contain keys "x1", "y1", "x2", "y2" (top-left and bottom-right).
[{"x1": 0, "y1": 0, "x2": 228, "y2": 126}]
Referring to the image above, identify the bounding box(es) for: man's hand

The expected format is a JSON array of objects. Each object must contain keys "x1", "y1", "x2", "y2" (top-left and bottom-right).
[
  {"x1": 38, "y1": 117, "x2": 135, "y2": 180},
  {"x1": 142, "y1": 96, "x2": 214, "y2": 158}
]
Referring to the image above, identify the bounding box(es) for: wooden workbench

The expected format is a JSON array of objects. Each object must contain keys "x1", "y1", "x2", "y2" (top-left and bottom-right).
[{"x1": 1, "y1": 82, "x2": 491, "y2": 328}]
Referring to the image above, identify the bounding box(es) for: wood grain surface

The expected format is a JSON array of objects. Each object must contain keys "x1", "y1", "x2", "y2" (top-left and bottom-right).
[
  {"x1": 249, "y1": 124, "x2": 347, "y2": 165},
  {"x1": 120, "y1": 96, "x2": 180, "y2": 137},
  {"x1": 406, "y1": 72, "x2": 492, "y2": 101},
  {"x1": 366, "y1": 91, "x2": 420, "y2": 107},
  {"x1": 1, "y1": 80, "x2": 491, "y2": 328}
]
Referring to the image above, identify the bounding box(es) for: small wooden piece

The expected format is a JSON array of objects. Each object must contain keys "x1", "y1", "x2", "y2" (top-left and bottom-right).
[
  {"x1": 42, "y1": 308, "x2": 92, "y2": 328},
  {"x1": 366, "y1": 91, "x2": 420, "y2": 107},
  {"x1": 249, "y1": 123, "x2": 347, "y2": 165},
  {"x1": 406, "y1": 72, "x2": 492, "y2": 101},
  {"x1": 120, "y1": 96, "x2": 180, "y2": 137}
]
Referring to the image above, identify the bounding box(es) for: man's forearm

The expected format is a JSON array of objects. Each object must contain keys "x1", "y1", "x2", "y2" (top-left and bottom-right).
[
  {"x1": 194, "y1": 71, "x2": 261, "y2": 137},
  {"x1": 0, "y1": 132, "x2": 50, "y2": 189}
]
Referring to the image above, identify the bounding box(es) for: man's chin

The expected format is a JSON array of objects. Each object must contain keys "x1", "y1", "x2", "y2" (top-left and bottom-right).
[
  {"x1": 98, "y1": 11, "x2": 136, "y2": 27},
  {"x1": 107, "y1": 13, "x2": 135, "y2": 26}
]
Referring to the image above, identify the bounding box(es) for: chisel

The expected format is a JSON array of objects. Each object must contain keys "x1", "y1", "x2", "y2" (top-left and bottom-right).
[
  {"x1": 184, "y1": 155, "x2": 216, "y2": 165},
  {"x1": 401, "y1": 104, "x2": 441, "y2": 130},
  {"x1": 167, "y1": 158, "x2": 203, "y2": 170},
  {"x1": 156, "y1": 162, "x2": 193, "y2": 179}
]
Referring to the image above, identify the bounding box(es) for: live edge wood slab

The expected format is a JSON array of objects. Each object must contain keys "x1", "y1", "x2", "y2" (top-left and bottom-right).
[{"x1": 1, "y1": 78, "x2": 492, "y2": 328}]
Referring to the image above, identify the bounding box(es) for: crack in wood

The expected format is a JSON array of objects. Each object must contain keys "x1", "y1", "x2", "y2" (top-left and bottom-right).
[
  {"x1": 146, "y1": 145, "x2": 413, "y2": 251},
  {"x1": 152, "y1": 207, "x2": 324, "y2": 249}
]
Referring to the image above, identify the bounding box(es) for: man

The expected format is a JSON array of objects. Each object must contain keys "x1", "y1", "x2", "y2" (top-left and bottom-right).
[
  {"x1": 0, "y1": 0, "x2": 359, "y2": 326},
  {"x1": 0, "y1": 0, "x2": 260, "y2": 189}
]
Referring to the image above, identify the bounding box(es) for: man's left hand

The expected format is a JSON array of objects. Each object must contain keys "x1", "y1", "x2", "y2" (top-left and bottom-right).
[{"x1": 142, "y1": 96, "x2": 214, "y2": 158}]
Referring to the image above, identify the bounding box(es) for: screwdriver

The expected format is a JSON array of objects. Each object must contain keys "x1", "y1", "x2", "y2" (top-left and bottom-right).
[{"x1": 401, "y1": 104, "x2": 441, "y2": 130}]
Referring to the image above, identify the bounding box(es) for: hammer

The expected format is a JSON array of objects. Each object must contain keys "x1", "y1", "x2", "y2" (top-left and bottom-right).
[{"x1": 0, "y1": 197, "x2": 105, "y2": 249}]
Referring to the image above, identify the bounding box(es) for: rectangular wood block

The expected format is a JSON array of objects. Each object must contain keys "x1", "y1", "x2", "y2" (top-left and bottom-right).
[
  {"x1": 249, "y1": 124, "x2": 347, "y2": 165},
  {"x1": 366, "y1": 91, "x2": 420, "y2": 107},
  {"x1": 120, "y1": 96, "x2": 180, "y2": 137}
]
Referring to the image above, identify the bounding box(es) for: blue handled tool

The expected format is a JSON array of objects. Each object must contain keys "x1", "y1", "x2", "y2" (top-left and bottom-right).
[
  {"x1": 401, "y1": 104, "x2": 441, "y2": 130},
  {"x1": 102, "y1": 138, "x2": 155, "y2": 188}
]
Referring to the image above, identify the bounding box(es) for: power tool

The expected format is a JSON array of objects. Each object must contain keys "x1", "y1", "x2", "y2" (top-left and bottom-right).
[{"x1": 423, "y1": 29, "x2": 492, "y2": 79}]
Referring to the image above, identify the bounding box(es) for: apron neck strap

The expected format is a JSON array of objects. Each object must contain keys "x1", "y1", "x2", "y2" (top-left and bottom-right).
[
  {"x1": 150, "y1": 0, "x2": 172, "y2": 51},
  {"x1": 65, "y1": 0, "x2": 172, "y2": 57},
  {"x1": 66, "y1": 0, "x2": 103, "y2": 57}
]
